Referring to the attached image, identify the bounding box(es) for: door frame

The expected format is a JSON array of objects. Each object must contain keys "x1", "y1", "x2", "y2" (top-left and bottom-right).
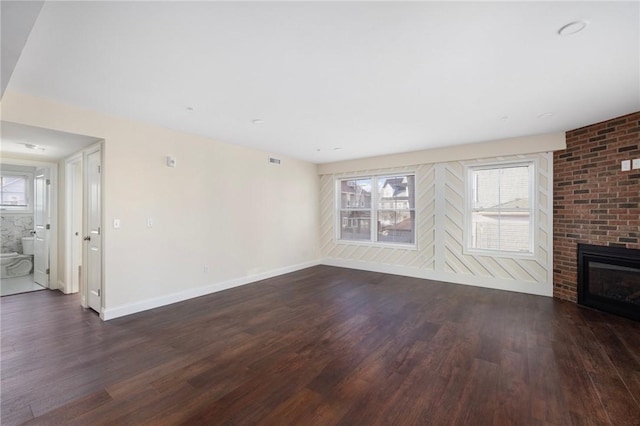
[
  {"x1": 0, "y1": 157, "x2": 58, "y2": 289},
  {"x1": 64, "y1": 152, "x2": 83, "y2": 296},
  {"x1": 82, "y1": 142, "x2": 104, "y2": 314}
]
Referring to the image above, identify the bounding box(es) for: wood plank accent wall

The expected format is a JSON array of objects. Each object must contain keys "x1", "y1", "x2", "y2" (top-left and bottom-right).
[
  {"x1": 553, "y1": 111, "x2": 640, "y2": 302},
  {"x1": 320, "y1": 153, "x2": 553, "y2": 296}
]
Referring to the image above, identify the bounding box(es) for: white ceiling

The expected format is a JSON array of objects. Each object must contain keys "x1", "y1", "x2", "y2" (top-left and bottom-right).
[
  {"x1": 0, "y1": 1, "x2": 44, "y2": 97},
  {"x1": 0, "y1": 121, "x2": 100, "y2": 161},
  {"x1": 5, "y1": 1, "x2": 640, "y2": 164}
]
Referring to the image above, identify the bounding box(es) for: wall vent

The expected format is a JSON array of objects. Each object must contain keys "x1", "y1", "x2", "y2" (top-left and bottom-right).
[{"x1": 268, "y1": 157, "x2": 281, "y2": 165}]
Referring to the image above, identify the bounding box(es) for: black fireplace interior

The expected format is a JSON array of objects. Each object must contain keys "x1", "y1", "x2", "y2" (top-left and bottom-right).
[{"x1": 578, "y1": 244, "x2": 640, "y2": 321}]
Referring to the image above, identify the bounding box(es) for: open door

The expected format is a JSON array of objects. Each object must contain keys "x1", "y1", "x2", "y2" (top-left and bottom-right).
[
  {"x1": 85, "y1": 147, "x2": 102, "y2": 313},
  {"x1": 33, "y1": 168, "x2": 50, "y2": 287},
  {"x1": 65, "y1": 156, "x2": 83, "y2": 294}
]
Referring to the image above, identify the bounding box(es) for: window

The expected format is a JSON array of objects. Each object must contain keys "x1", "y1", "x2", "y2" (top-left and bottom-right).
[
  {"x1": 0, "y1": 172, "x2": 32, "y2": 212},
  {"x1": 468, "y1": 162, "x2": 533, "y2": 254},
  {"x1": 338, "y1": 174, "x2": 415, "y2": 245}
]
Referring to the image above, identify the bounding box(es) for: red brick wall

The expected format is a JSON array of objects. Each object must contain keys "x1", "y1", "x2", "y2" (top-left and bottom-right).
[{"x1": 553, "y1": 112, "x2": 640, "y2": 301}]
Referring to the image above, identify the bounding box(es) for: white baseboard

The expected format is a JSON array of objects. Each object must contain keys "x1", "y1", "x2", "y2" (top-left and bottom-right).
[
  {"x1": 102, "y1": 260, "x2": 320, "y2": 321},
  {"x1": 57, "y1": 280, "x2": 69, "y2": 294},
  {"x1": 321, "y1": 258, "x2": 553, "y2": 297},
  {"x1": 102, "y1": 257, "x2": 551, "y2": 321}
]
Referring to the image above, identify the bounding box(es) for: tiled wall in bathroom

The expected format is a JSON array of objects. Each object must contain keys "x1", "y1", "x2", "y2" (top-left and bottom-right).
[{"x1": 1, "y1": 215, "x2": 34, "y2": 254}]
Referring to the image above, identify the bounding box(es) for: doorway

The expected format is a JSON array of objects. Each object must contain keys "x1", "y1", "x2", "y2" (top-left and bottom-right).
[
  {"x1": 64, "y1": 143, "x2": 103, "y2": 314},
  {"x1": 1, "y1": 121, "x2": 103, "y2": 314},
  {"x1": 0, "y1": 160, "x2": 56, "y2": 296}
]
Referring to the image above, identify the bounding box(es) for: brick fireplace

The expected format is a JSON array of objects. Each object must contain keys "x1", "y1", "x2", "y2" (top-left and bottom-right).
[{"x1": 554, "y1": 111, "x2": 640, "y2": 302}]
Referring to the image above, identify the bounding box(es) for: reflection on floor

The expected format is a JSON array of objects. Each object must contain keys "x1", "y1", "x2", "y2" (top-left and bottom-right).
[{"x1": 0, "y1": 274, "x2": 45, "y2": 297}]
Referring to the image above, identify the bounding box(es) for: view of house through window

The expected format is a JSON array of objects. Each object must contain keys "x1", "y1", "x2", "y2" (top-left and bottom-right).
[
  {"x1": 338, "y1": 174, "x2": 415, "y2": 245},
  {"x1": 0, "y1": 173, "x2": 30, "y2": 211},
  {"x1": 469, "y1": 163, "x2": 533, "y2": 253}
]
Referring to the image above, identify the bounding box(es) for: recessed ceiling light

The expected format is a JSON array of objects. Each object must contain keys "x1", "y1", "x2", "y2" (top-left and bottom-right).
[
  {"x1": 252, "y1": 119, "x2": 265, "y2": 125},
  {"x1": 24, "y1": 144, "x2": 45, "y2": 151},
  {"x1": 537, "y1": 112, "x2": 555, "y2": 119},
  {"x1": 333, "y1": 147, "x2": 342, "y2": 151},
  {"x1": 558, "y1": 20, "x2": 588, "y2": 36}
]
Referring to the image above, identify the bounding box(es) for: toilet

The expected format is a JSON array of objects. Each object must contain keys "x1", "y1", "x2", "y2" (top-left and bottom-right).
[{"x1": 0, "y1": 237, "x2": 34, "y2": 278}]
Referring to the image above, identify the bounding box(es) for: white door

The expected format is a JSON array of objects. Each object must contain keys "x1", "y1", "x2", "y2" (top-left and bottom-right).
[
  {"x1": 85, "y1": 148, "x2": 102, "y2": 312},
  {"x1": 67, "y1": 158, "x2": 83, "y2": 293},
  {"x1": 33, "y1": 168, "x2": 50, "y2": 287}
]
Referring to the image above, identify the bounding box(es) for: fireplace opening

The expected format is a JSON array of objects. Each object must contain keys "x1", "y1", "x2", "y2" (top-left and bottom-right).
[{"x1": 578, "y1": 244, "x2": 640, "y2": 321}]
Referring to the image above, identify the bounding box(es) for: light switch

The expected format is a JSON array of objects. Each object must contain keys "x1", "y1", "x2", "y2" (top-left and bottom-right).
[
  {"x1": 621, "y1": 160, "x2": 631, "y2": 171},
  {"x1": 147, "y1": 217, "x2": 153, "y2": 228},
  {"x1": 632, "y1": 158, "x2": 640, "y2": 170},
  {"x1": 113, "y1": 219, "x2": 121, "y2": 229}
]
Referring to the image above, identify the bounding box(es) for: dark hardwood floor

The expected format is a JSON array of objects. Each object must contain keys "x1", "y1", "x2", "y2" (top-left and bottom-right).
[{"x1": 2, "y1": 265, "x2": 640, "y2": 425}]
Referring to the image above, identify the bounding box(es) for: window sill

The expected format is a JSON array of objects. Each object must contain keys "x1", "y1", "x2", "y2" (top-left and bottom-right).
[
  {"x1": 464, "y1": 247, "x2": 535, "y2": 259},
  {"x1": 0, "y1": 209, "x2": 34, "y2": 215},
  {"x1": 334, "y1": 239, "x2": 418, "y2": 251}
]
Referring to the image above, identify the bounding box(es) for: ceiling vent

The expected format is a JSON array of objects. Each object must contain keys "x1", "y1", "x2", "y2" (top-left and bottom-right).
[{"x1": 268, "y1": 157, "x2": 281, "y2": 165}]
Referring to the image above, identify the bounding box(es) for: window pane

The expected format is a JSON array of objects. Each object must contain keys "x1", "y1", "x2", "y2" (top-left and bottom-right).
[
  {"x1": 472, "y1": 212, "x2": 499, "y2": 250},
  {"x1": 376, "y1": 174, "x2": 415, "y2": 244},
  {"x1": 340, "y1": 211, "x2": 371, "y2": 241},
  {"x1": 472, "y1": 169, "x2": 500, "y2": 209},
  {"x1": 378, "y1": 210, "x2": 415, "y2": 244},
  {"x1": 499, "y1": 166, "x2": 530, "y2": 208},
  {"x1": 472, "y1": 166, "x2": 530, "y2": 210},
  {"x1": 470, "y1": 164, "x2": 532, "y2": 252},
  {"x1": 337, "y1": 174, "x2": 415, "y2": 246},
  {"x1": 340, "y1": 178, "x2": 372, "y2": 208},
  {"x1": 498, "y1": 213, "x2": 530, "y2": 251},
  {"x1": 377, "y1": 175, "x2": 414, "y2": 209},
  {"x1": 472, "y1": 210, "x2": 530, "y2": 251},
  {"x1": 0, "y1": 175, "x2": 28, "y2": 206}
]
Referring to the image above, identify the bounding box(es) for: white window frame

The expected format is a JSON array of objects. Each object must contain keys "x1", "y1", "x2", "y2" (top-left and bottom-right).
[
  {"x1": 0, "y1": 171, "x2": 34, "y2": 214},
  {"x1": 464, "y1": 161, "x2": 535, "y2": 257},
  {"x1": 335, "y1": 172, "x2": 417, "y2": 249}
]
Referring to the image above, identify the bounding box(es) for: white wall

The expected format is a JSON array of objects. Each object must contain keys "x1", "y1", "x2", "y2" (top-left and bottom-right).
[
  {"x1": 1, "y1": 91, "x2": 321, "y2": 319},
  {"x1": 320, "y1": 152, "x2": 554, "y2": 297}
]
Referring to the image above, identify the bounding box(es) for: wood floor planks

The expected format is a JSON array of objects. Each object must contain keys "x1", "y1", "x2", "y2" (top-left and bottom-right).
[{"x1": 1, "y1": 265, "x2": 640, "y2": 425}]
